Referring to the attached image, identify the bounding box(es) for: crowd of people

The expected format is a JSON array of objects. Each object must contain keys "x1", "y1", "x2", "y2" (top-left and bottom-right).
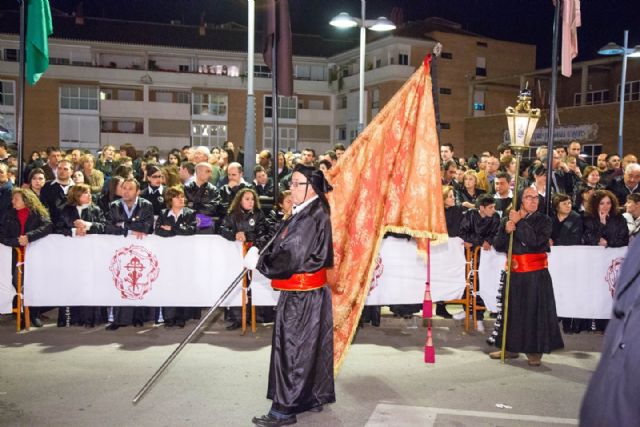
[
  {"x1": 1, "y1": 137, "x2": 638, "y2": 338},
  {"x1": 0, "y1": 138, "x2": 345, "y2": 331},
  {"x1": 439, "y1": 140, "x2": 639, "y2": 335}
]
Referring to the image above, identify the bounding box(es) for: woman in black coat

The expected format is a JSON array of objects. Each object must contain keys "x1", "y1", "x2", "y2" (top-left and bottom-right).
[
  {"x1": 582, "y1": 190, "x2": 629, "y2": 333},
  {"x1": 0, "y1": 188, "x2": 52, "y2": 327},
  {"x1": 54, "y1": 184, "x2": 107, "y2": 327},
  {"x1": 220, "y1": 188, "x2": 270, "y2": 329},
  {"x1": 155, "y1": 186, "x2": 198, "y2": 327},
  {"x1": 549, "y1": 193, "x2": 587, "y2": 334},
  {"x1": 266, "y1": 190, "x2": 292, "y2": 235}
]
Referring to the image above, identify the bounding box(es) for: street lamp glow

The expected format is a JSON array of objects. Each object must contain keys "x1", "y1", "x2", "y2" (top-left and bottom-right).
[
  {"x1": 628, "y1": 45, "x2": 640, "y2": 58},
  {"x1": 598, "y1": 42, "x2": 625, "y2": 56},
  {"x1": 369, "y1": 17, "x2": 396, "y2": 32},
  {"x1": 330, "y1": 12, "x2": 358, "y2": 28}
]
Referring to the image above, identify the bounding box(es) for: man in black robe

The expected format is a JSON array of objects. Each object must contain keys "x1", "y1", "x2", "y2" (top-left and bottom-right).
[
  {"x1": 247, "y1": 164, "x2": 335, "y2": 426},
  {"x1": 490, "y1": 186, "x2": 564, "y2": 366}
]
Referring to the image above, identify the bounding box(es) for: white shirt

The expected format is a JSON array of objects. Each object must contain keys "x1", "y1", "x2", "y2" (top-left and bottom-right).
[
  {"x1": 292, "y1": 195, "x2": 319, "y2": 216},
  {"x1": 75, "y1": 203, "x2": 92, "y2": 230},
  {"x1": 168, "y1": 208, "x2": 184, "y2": 220}
]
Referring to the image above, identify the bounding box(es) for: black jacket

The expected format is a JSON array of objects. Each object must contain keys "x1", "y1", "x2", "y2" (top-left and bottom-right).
[
  {"x1": 140, "y1": 185, "x2": 166, "y2": 216},
  {"x1": 0, "y1": 181, "x2": 13, "y2": 221},
  {"x1": 0, "y1": 208, "x2": 52, "y2": 247},
  {"x1": 494, "y1": 211, "x2": 552, "y2": 255},
  {"x1": 607, "y1": 176, "x2": 640, "y2": 206},
  {"x1": 105, "y1": 198, "x2": 155, "y2": 236},
  {"x1": 154, "y1": 208, "x2": 197, "y2": 237},
  {"x1": 184, "y1": 180, "x2": 221, "y2": 217},
  {"x1": 220, "y1": 208, "x2": 269, "y2": 249},
  {"x1": 55, "y1": 204, "x2": 106, "y2": 236},
  {"x1": 583, "y1": 214, "x2": 629, "y2": 248},
  {"x1": 455, "y1": 188, "x2": 485, "y2": 210},
  {"x1": 444, "y1": 205, "x2": 464, "y2": 238},
  {"x1": 550, "y1": 210, "x2": 583, "y2": 246},
  {"x1": 458, "y1": 209, "x2": 500, "y2": 247},
  {"x1": 40, "y1": 181, "x2": 73, "y2": 224}
]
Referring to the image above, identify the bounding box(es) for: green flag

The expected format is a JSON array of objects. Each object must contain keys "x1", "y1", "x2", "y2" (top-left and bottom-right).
[{"x1": 26, "y1": 0, "x2": 53, "y2": 85}]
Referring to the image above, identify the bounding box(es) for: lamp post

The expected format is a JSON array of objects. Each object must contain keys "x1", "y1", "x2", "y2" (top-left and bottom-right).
[
  {"x1": 500, "y1": 88, "x2": 540, "y2": 363},
  {"x1": 330, "y1": 1, "x2": 395, "y2": 137},
  {"x1": 598, "y1": 30, "x2": 640, "y2": 157}
]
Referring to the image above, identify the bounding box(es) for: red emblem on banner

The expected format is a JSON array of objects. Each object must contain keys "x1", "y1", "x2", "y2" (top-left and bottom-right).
[
  {"x1": 605, "y1": 257, "x2": 625, "y2": 297},
  {"x1": 369, "y1": 256, "x2": 384, "y2": 295},
  {"x1": 109, "y1": 245, "x2": 160, "y2": 300}
]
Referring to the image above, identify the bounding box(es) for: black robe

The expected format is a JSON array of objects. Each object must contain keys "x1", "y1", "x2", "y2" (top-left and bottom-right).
[
  {"x1": 583, "y1": 214, "x2": 629, "y2": 248},
  {"x1": 256, "y1": 197, "x2": 335, "y2": 415},
  {"x1": 493, "y1": 211, "x2": 564, "y2": 354},
  {"x1": 139, "y1": 185, "x2": 166, "y2": 216},
  {"x1": 183, "y1": 180, "x2": 221, "y2": 234},
  {"x1": 550, "y1": 211, "x2": 583, "y2": 246}
]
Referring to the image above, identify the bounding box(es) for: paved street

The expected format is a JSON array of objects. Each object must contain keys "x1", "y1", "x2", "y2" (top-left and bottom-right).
[{"x1": 0, "y1": 311, "x2": 601, "y2": 426}]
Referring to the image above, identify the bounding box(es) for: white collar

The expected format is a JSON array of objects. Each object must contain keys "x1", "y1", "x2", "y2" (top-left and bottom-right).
[
  {"x1": 292, "y1": 195, "x2": 319, "y2": 216},
  {"x1": 494, "y1": 190, "x2": 513, "y2": 199},
  {"x1": 168, "y1": 208, "x2": 183, "y2": 219}
]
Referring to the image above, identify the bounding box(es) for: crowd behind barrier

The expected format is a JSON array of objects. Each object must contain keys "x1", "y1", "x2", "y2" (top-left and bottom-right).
[{"x1": 0, "y1": 138, "x2": 639, "y2": 332}]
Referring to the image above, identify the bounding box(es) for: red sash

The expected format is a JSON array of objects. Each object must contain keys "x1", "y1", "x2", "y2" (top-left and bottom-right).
[
  {"x1": 510, "y1": 253, "x2": 548, "y2": 273},
  {"x1": 271, "y1": 268, "x2": 327, "y2": 291}
]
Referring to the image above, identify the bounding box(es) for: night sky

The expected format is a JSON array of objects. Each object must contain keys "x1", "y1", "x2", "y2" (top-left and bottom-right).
[{"x1": 1, "y1": 0, "x2": 638, "y2": 68}]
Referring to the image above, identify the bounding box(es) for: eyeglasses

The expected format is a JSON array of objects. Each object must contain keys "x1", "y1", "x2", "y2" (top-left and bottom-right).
[{"x1": 290, "y1": 181, "x2": 310, "y2": 188}]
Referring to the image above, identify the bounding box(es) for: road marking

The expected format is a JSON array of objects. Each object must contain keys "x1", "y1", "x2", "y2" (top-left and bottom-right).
[{"x1": 365, "y1": 404, "x2": 579, "y2": 426}]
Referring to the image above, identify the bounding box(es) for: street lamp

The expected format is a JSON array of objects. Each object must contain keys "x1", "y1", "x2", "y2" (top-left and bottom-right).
[
  {"x1": 498, "y1": 88, "x2": 540, "y2": 363},
  {"x1": 598, "y1": 30, "x2": 640, "y2": 157},
  {"x1": 330, "y1": 1, "x2": 396, "y2": 137}
]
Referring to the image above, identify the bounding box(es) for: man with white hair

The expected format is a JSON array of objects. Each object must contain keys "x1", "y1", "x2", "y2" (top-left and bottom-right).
[
  {"x1": 607, "y1": 163, "x2": 640, "y2": 206},
  {"x1": 183, "y1": 162, "x2": 220, "y2": 234}
]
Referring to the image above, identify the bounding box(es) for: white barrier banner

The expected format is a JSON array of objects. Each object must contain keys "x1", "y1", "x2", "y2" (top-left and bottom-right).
[
  {"x1": 478, "y1": 246, "x2": 627, "y2": 319},
  {"x1": 0, "y1": 244, "x2": 15, "y2": 314},
  {"x1": 24, "y1": 235, "x2": 248, "y2": 307},
  {"x1": 364, "y1": 237, "x2": 466, "y2": 305}
]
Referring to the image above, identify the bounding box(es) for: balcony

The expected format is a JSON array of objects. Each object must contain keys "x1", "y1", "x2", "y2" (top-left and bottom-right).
[{"x1": 298, "y1": 108, "x2": 333, "y2": 125}]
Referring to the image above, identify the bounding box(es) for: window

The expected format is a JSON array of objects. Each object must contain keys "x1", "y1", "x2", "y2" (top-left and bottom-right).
[
  {"x1": 617, "y1": 80, "x2": 640, "y2": 102},
  {"x1": 337, "y1": 95, "x2": 347, "y2": 109},
  {"x1": 3, "y1": 49, "x2": 18, "y2": 62},
  {"x1": 337, "y1": 126, "x2": 347, "y2": 141},
  {"x1": 0, "y1": 113, "x2": 15, "y2": 142},
  {"x1": 254, "y1": 65, "x2": 271, "y2": 78},
  {"x1": 371, "y1": 89, "x2": 380, "y2": 109},
  {"x1": 440, "y1": 123, "x2": 451, "y2": 130},
  {"x1": 60, "y1": 114, "x2": 100, "y2": 151},
  {"x1": 375, "y1": 58, "x2": 382, "y2": 68},
  {"x1": 101, "y1": 119, "x2": 143, "y2": 134},
  {"x1": 582, "y1": 144, "x2": 603, "y2": 166},
  {"x1": 264, "y1": 96, "x2": 297, "y2": 120},
  {"x1": 264, "y1": 126, "x2": 297, "y2": 150},
  {"x1": 191, "y1": 123, "x2": 227, "y2": 148},
  {"x1": 152, "y1": 90, "x2": 190, "y2": 104},
  {"x1": 49, "y1": 57, "x2": 70, "y2": 65},
  {"x1": 574, "y1": 90, "x2": 610, "y2": 106},
  {"x1": 0, "y1": 80, "x2": 15, "y2": 106},
  {"x1": 440, "y1": 88, "x2": 452, "y2": 95},
  {"x1": 477, "y1": 41, "x2": 488, "y2": 47},
  {"x1": 179, "y1": 64, "x2": 190, "y2": 72},
  {"x1": 60, "y1": 86, "x2": 99, "y2": 111},
  {"x1": 398, "y1": 53, "x2": 409, "y2": 66},
  {"x1": 441, "y1": 52, "x2": 453, "y2": 59},
  {"x1": 193, "y1": 93, "x2": 228, "y2": 117},
  {"x1": 473, "y1": 90, "x2": 486, "y2": 113},
  {"x1": 295, "y1": 65, "x2": 311, "y2": 80},
  {"x1": 118, "y1": 89, "x2": 136, "y2": 101},
  {"x1": 176, "y1": 92, "x2": 190, "y2": 104},
  {"x1": 476, "y1": 57, "x2": 487, "y2": 77}
]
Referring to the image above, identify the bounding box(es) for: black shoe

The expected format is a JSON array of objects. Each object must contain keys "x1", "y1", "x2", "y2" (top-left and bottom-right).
[
  {"x1": 226, "y1": 322, "x2": 241, "y2": 331},
  {"x1": 106, "y1": 323, "x2": 120, "y2": 331},
  {"x1": 133, "y1": 321, "x2": 144, "y2": 327},
  {"x1": 176, "y1": 319, "x2": 185, "y2": 328},
  {"x1": 435, "y1": 306, "x2": 452, "y2": 319},
  {"x1": 308, "y1": 405, "x2": 323, "y2": 413},
  {"x1": 31, "y1": 317, "x2": 43, "y2": 328},
  {"x1": 252, "y1": 414, "x2": 297, "y2": 426},
  {"x1": 164, "y1": 320, "x2": 175, "y2": 328}
]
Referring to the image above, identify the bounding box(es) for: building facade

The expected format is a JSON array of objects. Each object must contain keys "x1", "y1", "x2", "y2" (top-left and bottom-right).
[{"x1": 0, "y1": 12, "x2": 537, "y2": 158}]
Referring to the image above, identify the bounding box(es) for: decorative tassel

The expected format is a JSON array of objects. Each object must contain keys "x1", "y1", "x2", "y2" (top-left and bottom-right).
[
  {"x1": 424, "y1": 321, "x2": 435, "y2": 363},
  {"x1": 422, "y1": 288, "x2": 432, "y2": 318}
]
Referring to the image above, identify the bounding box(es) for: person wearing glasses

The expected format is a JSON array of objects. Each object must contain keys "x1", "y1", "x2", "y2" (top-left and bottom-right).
[
  {"x1": 246, "y1": 164, "x2": 335, "y2": 426},
  {"x1": 140, "y1": 164, "x2": 165, "y2": 217},
  {"x1": 488, "y1": 186, "x2": 564, "y2": 366}
]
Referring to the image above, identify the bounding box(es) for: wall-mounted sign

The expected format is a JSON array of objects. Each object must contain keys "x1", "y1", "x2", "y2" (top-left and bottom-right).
[{"x1": 503, "y1": 124, "x2": 598, "y2": 146}]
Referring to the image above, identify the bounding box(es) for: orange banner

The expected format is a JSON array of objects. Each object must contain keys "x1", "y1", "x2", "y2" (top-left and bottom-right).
[{"x1": 328, "y1": 56, "x2": 448, "y2": 373}]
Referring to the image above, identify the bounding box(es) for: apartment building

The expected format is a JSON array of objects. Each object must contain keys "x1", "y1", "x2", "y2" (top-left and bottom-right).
[
  {"x1": 465, "y1": 56, "x2": 640, "y2": 161},
  {"x1": 0, "y1": 11, "x2": 537, "y2": 158}
]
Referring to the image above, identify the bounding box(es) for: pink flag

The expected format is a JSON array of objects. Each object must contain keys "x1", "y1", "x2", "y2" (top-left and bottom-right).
[{"x1": 561, "y1": 0, "x2": 581, "y2": 77}]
